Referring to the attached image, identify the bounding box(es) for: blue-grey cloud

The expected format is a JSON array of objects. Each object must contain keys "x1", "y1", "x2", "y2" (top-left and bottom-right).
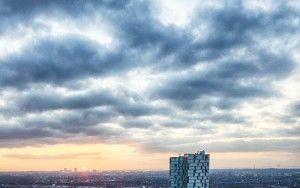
[
  {"x1": 194, "y1": 3, "x2": 298, "y2": 49},
  {"x1": 15, "y1": 91, "x2": 117, "y2": 112},
  {"x1": 0, "y1": 0, "x2": 299, "y2": 155},
  {"x1": 0, "y1": 0, "x2": 130, "y2": 34},
  {"x1": 279, "y1": 101, "x2": 300, "y2": 124},
  {"x1": 1, "y1": 89, "x2": 168, "y2": 119},
  {"x1": 0, "y1": 37, "x2": 127, "y2": 88},
  {"x1": 292, "y1": 101, "x2": 300, "y2": 117},
  {"x1": 153, "y1": 53, "x2": 294, "y2": 107},
  {"x1": 122, "y1": 119, "x2": 153, "y2": 129},
  {"x1": 139, "y1": 138, "x2": 300, "y2": 153},
  {"x1": 0, "y1": 125, "x2": 55, "y2": 140}
]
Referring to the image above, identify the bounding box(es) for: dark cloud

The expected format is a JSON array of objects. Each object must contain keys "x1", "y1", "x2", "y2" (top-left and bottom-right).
[
  {"x1": 1, "y1": 89, "x2": 168, "y2": 119},
  {"x1": 139, "y1": 138, "x2": 300, "y2": 153},
  {"x1": 160, "y1": 120, "x2": 189, "y2": 128},
  {"x1": 0, "y1": 0, "x2": 130, "y2": 34},
  {"x1": 203, "y1": 113, "x2": 248, "y2": 124},
  {"x1": 0, "y1": 108, "x2": 125, "y2": 147},
  {"x1": 206, "y1": 139, "x2": 300, "y2": 153},
  {"x1": 279, "y1": 101, "x2": 300, "y2": 124},
  {"x1": 275, "y1": 126, "x2": 300, "y2": 137},
  {"x1": 21, "y1": 109, "x2": 117, "y2": 133},
  {"x1": 0, "y1": 0, "x2": 127, "y2": 17},
  {"x1": 0, "y1": 118, "x2": 125, "y2": 148},
  {"x1": 113, "y1": 102, "x2": 167, "y2": 117},
  {"x1": 280, "y1": 115, "x2": 298, "y2": 124},
  {"x1": 154, "y1": 74, "x2": 270, "y2": 103},
  {"x1": 115, "y1": 5, "x2": 190, "y2": 61},
  {"x1": 210, "y1": 52, "x2": 295, "y2": 80},
  {"x1": 190, "y1": 2, "x2": 299, "y2": 55},
  {"x1": 160, "y1": 112, "x2": 248, "y2": 128},
  {"x1": 0, "y1": 37, "x2": 127, "y2": 88},
  {"x1": 0, "y1": 126, "x2": 55, "y2": 140},
  {"x1": 153, "y1": 51, "x2": 295, "y2": 109},
  {"x1": 122, "y1": 119, "x2": 153, "y2": 129},
  {"x1": 292, "y1": 101, "x2": 300, "y2": 117},
  {"x1": 14, "y1": 91, "x2": 118, "y2": 112}
]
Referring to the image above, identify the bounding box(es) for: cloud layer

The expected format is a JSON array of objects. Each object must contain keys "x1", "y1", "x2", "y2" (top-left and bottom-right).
[{"x1": 0, "y1": 0, "x2": 299, "y2": 155}]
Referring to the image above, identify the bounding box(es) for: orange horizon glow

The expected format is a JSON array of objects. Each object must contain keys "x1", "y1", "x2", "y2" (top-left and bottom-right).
[{"x1": 1, "y1": 143, "x2": 299, "y2": 171}]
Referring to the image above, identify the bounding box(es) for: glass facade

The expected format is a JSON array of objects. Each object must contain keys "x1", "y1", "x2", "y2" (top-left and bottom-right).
[{"x1": 170, "y1": 150, "x2": 209, "y2": 188}]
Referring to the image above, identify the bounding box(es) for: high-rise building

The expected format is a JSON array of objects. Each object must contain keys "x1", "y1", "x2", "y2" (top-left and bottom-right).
[{"x1": 170, "y1": 150, "x2": 209, "y2": 188}]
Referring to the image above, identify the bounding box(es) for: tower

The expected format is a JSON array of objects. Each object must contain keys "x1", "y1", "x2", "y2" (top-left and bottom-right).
[{"x1": 170, "y1": 150, "x2": 209, "y2": 188}]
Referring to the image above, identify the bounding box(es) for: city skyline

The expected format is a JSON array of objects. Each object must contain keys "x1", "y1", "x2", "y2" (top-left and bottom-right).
[{"x1": 0, "y1": 0, "x2": 300, "y2": 171}]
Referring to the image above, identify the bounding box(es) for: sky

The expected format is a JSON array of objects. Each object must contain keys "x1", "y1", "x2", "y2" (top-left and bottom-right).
[{"x1": 0, "y1": 0, "x2": 299, "y2": 171}]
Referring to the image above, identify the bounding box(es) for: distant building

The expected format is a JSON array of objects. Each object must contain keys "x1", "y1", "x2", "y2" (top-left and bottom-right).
[{"x1": 170, "y1": 150, "x2": 209, "y2": 188}]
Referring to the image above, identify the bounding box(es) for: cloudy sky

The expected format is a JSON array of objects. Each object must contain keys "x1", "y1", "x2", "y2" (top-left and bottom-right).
[{"x1": 0, "y1": 0, "x2": 299, "y2": 171}]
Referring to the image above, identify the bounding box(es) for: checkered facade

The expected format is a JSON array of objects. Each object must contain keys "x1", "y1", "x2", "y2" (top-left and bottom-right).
[{"x1": 170, "y1": 151, "x2": 209, "y2": 188}]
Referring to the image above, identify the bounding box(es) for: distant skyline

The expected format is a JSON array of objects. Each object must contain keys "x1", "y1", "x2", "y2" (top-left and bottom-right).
[{"x1": 0, "y1": 0, "x2": 299, "y2": 171}]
